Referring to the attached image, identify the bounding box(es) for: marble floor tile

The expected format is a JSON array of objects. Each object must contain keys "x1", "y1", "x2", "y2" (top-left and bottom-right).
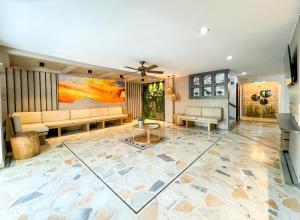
[{"x1": 0, "y1": 120, "x2": 299, "y2": 220}]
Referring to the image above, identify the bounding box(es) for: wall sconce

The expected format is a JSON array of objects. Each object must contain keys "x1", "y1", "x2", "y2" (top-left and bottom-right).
[
  {"x1": 166, "y1": 87, "x2": 173, "y2": 94},
  {"x1": 120, "y1": 91, "x2": 126, "y2": 98},
  {"x1": 171, "y1": 94, "x2": 177, "y2": 101}
]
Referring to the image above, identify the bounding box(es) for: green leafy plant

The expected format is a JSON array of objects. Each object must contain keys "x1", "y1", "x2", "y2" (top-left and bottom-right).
[
  {"x1": 245, "y1": 103, "x2": 260, "y2": 117},
  {"x1": 142, "y1": 81, "x2": 165, "y2": 121},
  {"x1": 262, "y1": 105, "x2": 276, "y2": 118}
]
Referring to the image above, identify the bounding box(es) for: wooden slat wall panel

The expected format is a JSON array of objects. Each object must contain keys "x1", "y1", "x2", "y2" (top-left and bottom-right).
[
  {"x1": 14, "y1": 69, "x2": 22, "y2": 112},
  {"x1": 21, "y1": 69, "x2": 29, "y2": 112},
  {"x1": 51, "y1": 74, "x2": 57, "y2": 110},
  {"x1": 125, "y1": 82, "x2": 142, "y2": 118},
  {"x1": 40, "y1": 72, "x2": 46, "y2": 111},
  {"x1": 34, "y1": 71, "x2": 41, "y2": 111},
  {"x1": 4, "y1": 68, "x2": 58, "y2": 114},
  {"x1": 28, "y1": 70, "x2": 35, "y2": 112},
  {"x1": 6, "y1": 69, "x2": 15, "y2": 115},
  {"x1": 46, "y1": 73, "x2": 52, "y2": 110}
]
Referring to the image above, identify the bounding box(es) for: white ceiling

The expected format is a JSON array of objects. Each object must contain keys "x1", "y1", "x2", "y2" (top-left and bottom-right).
[{"x1": 0, "y1": 0, "x2": 299, "y2": 77}]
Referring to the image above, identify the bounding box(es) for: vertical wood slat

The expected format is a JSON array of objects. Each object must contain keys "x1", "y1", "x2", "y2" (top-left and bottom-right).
[
  {"x1": 34, "y1": 71, "x2": 41, "y2": 112},
  {"x1": 6, "y1": 69, "x2": 15, "y2": 114},
  {"x1": 40, "y1": 72, "x2": 46, "y2": 111},
  {"x1": 51, "y1": 73, "x2": 57, "y2": 110},
  {"x1": 46, "y1": 73, "x2": 52, "y2": 110},
  {"x1": 14, "y1": 69, "x2": 22, "y2": 112},
  {"x1": 28, "y1": 70, "x2": 35, "y2": 112},
  {"x1": 21, "y1": 69, "x2": 29, "y2": 112}
]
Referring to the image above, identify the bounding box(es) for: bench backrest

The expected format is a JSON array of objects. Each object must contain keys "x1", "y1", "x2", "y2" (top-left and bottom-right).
[
  {"x1": 201, "y1": 107, "x2": 222, "y2": 118},
  {"x1": 42, "y1": 110, "x2": 70, "y2": 122},
  {"x1": 185, "y1": 107, "x2": 202, "y2": 116}
]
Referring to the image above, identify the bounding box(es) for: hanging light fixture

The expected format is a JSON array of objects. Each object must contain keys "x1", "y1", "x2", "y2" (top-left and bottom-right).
[
  {"x1": 120, "y1": 90, "x2": 126, "y2": 98},
  {"x1": 166, "y1": 87, "x2": 173, "y2": 94},
  {"x1": 171, "y1": 94, "x2": 177, "y2": 101}
]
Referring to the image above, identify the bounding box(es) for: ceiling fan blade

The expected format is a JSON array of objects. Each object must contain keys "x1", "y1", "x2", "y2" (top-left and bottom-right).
[
  {"x1": 147, "y1": 70, "x2": 164, "y2": 74},
  {"x1": 124, "y1": 66, "x2": 138, "y2": 71},
  {"x1": 145, "y1": 64, "x2": 158, "y2": 70}
]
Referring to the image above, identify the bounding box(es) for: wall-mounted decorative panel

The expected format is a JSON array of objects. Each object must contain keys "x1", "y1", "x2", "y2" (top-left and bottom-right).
[
  {"x1": 5, "y1": 68, "x2": 58, "y2": 115},
  {"x1": 189, "y1": 69, "x2": 229, "y2": 99},
  {"x1": 58, "y1": 75, "x2": 125, "y2": 109},
  {"x1": 125, "y1": 82, "x2": 142, "y2": 118}
]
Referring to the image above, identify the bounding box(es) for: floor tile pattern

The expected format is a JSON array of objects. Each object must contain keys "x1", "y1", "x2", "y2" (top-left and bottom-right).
[{"x1": 0, "y1": 121, "x2": 299, "y2": 220}]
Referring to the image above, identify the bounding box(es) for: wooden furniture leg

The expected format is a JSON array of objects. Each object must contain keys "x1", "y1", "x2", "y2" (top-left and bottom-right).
[
  {"x1": 208, "y1": 123, "x2": 216, "y2": 132},
  {"x1": 146, "y1": 130, "x2": 150, "y2": 144},
  {"x1": 57, "y1": 127, "x2": 62, "y2": 137}
]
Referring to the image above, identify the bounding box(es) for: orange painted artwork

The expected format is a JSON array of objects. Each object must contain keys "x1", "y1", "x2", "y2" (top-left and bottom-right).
[{"x1": 58, "y1": 75, "x2": 125, "y2": 104}]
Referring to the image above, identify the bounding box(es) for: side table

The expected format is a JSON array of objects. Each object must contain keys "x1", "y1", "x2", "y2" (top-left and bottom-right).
[{"x1": 10, "y1": 131, "x2": 40, "y2": 160}]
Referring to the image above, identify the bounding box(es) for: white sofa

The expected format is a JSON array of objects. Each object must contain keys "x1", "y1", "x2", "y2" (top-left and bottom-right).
[
  {"x1": 178, "y1": 107, "x2": 223, "y2": 131},
  {"x1": 11, "y1": 106, "x2": 127, "y2": 137}
]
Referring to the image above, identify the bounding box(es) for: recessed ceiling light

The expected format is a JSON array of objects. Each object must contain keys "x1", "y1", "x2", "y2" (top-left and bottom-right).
[
  {"x1": 0, "y1": 62, "x2": 3, "y2": 66},
  {"x1": 200, "y1": 27, "x2": 210, "y2": 35},
  {"x1": 227, "y1": 56, "x2": 233, "y2": 60},
  {"x1": 242, "y1": 72, "x2": 246, "y2": 75}
]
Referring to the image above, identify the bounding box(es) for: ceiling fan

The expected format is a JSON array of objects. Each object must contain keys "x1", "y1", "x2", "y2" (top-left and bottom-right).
[{"x1": 124, "y1": 61, "x2": 164, "y2": 77}]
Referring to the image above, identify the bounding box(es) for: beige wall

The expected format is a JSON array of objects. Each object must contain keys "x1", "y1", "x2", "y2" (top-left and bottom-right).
[
  {"x1": 242, "y1": 82, "x2": 280, "y2": 116},
  {"x1": 170, "y1": 76, "x2": 229, "y2": 129}
]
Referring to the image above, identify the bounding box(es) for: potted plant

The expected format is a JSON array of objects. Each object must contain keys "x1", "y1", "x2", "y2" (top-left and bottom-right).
[{"x1": 137, "y1": 116, "x2": 145, "y2": 127}]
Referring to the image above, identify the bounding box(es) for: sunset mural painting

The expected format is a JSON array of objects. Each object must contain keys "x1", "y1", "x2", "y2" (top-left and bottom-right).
[{"x1": 58, "y1": 75, "x2": 125, "y2": 108}]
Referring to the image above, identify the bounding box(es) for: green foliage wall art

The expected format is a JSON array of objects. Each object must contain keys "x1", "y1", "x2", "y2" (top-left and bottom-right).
[{"x1": 142, "y1": 81, "x2": 165, "y2": 121}]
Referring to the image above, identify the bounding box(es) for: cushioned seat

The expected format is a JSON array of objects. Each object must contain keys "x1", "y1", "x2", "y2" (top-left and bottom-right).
[
  {"x1": 196, "y1": 116, "x2": 222, "y2": 123},
  {"x1": 71, "y1": 118, "x2": 95, "y2": 124},
  {"x1": 11, "y1": 106, "x2": 127, "y2": 137},
  {"x1": 181, "y1": 115, "x2": 198, "y2": 121},
  {"x1": 22, "y1": 123, "x2": 49, "y2": 133},
  {"x1": 91, "y1": 116, "x2": 109, "y2": 121},
  {"x1": 43, "y1": 120, "x2": 74, "y2": 128},
  {"x1": 179, "y1": 106, "x2": 223, "y2": 131},
  {"x1": 105, "y1": 114, "x2": 127, "y2": 120}
]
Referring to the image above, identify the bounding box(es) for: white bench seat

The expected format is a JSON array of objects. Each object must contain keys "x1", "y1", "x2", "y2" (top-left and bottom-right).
[
  {"x1": 11, "y1": 106, "x2": 127, "y2": 137},
  {"x1": 179, "y1": 107, "x2": 223, "y2": 131}
]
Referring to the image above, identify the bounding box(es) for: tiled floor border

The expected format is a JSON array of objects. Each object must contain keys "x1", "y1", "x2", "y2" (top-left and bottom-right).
[{"x1": 62, "y1": 136, "x2": 222, "y2": 214}]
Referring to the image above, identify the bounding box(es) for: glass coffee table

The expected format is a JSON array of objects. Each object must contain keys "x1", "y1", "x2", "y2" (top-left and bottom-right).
[{"x1": 132, "y1": 123, "x2": 161, "y2": 145}]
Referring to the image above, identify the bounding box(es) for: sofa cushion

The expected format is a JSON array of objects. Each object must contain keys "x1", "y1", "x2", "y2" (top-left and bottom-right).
[
  {"x1": 70, "y1": 109, "x2": 92, "y2": 119},
  {"x1": 201, "y1": 107, "x2": 222, "y2": 118},
  {"x1": 10, "y1": 114, "x2": 22, "y2": 133},
  {"x1": 71, "y1": 118, "x2": 94, "y2": 125},
  {"x1": 13, "y1": 112, "x2": 42, "y2": 124},
  {"x1": 105, "y1": 114, "x2": 127, "y2": 120},
  {"x1": 91, "y1": 108, "x2": 108, "y2": 117},
  {"x1": 108, "y1": 107, "x2": 123, "y2": 115},
  {"x1": 43, "y1": 120, "x2": 74, "y2": 128},
  {"x1": 42, "y1": 110, "x2": 70, "y2": 122},
  {"x1": 196, "y1": 116, "x2": 221, "y2": 123},
  {"x1": 91, "y1": 116, "x2": 109, "y2": 122},
  {"x1": 22, "y1": 123, "x2": 49, "y2": 133},
  {"x1": 185, "y1": 107, "x2": 202, "y2": 116},
  {"x1": 180, "y1": 115, "x2": 197, "y2": 121}
]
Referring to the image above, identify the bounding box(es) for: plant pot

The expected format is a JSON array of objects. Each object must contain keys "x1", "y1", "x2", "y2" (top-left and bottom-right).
[{"x1": 138, "y1": 120, "x2": 144, "y2": 127}]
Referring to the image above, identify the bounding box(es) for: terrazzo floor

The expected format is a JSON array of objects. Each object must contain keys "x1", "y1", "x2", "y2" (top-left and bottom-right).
[{"x1": 0, "y1": 121, "x2": 300, "y2": 220}]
